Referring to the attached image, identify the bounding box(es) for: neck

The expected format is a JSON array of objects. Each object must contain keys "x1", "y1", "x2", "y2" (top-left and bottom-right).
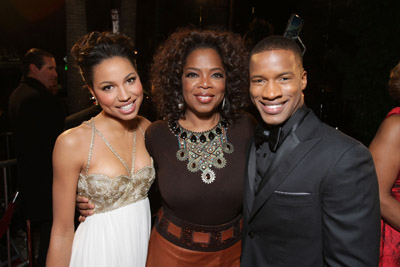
[
  {"x1": 179, "y1": 112, "x2": 221, "y2": 132},
  {"x1": 96, "y1": 111, "x2": 137, "y2": 134}
]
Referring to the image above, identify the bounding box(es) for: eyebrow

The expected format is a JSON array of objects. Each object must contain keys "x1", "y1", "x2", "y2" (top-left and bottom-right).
[
  {"x1": 250, "y1": 71, "x2": 294, "y2": 80},
  {"x1": 98, "y1": 72, "x2": 137, "y2": 86},
  {"x1": 184, "y1": 67, "x2": 224, "y2": 72},
  {"x1": 250, "y1": 75, "x2": 264, "y2": 79},
  {"x1": 279, "y1": 72, "x2": 293, "y2": 76}
]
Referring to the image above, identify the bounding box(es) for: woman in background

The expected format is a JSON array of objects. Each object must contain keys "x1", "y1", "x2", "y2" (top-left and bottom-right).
[
  {"x1": 46, "y1": 31, "x2": 155, "y2": 267},
  {"x1": 145, "y1": 27, "x2": 256, "y2": 266},
  {"x1": 370, "y1": 62, "x2": 400, "y2": 266}
]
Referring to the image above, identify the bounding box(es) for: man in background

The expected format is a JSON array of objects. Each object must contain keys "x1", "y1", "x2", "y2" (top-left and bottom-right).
[{"x1": 8, "y1": 48, "x2": 65, "y2": 267}]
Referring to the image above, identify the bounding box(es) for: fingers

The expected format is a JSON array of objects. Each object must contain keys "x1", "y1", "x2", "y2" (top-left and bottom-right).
[
  {"x1": 76, "y1": 202, "x2": 95, "y2": 211},
  {"x1": 79, "y1": 208, "x2": 94, "y2": 216},
  {"x1": 76, "y1": 195, "x2": 89, "y2": 203},
  {"x1": 76, "y1": 195, "x2": 95, "y2": 218},
  {"x1": 78, "y1": 215, "x2": 86, "y2": 223}
]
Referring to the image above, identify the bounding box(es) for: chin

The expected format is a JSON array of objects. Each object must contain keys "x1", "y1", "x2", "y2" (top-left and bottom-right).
[{"x1": 260, "y1": 115, "x2": 286, "y2": 126}]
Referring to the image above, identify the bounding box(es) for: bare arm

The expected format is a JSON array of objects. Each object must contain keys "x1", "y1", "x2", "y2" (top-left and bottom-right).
[
  {"x1": 46, "y1": 131, "x2": 83, "y2": 267},
  {"x1": 370, "y1": 115, "x2": 400, "y2": 231}
]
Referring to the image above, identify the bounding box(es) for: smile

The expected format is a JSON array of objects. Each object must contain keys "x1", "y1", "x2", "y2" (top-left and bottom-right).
[
  {"x1": 119, "y1": 101, "x2": 136, "y2": 114},
  {"x1": 260, "y1": 102, "x2": 286, "y2": 114},
  {"x1": 195, "y1": 95, "x2": 214, "y2": 103}
]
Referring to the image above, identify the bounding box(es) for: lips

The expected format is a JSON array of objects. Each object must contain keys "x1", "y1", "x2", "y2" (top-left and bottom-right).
[
  {"x1": 195, "y1": 94, "x2": 214, "y2": 104},
  {"x1": 118, "y1": 100, "x2": 136, "y2": 114},
  {"x1": 260, "y1": 101, "x2": 286, "y2": 115}
]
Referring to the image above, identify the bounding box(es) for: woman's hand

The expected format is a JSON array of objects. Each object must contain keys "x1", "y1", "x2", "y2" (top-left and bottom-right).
[{"x1": 76, "y1": 195, "x2": 95, "y2": 222}]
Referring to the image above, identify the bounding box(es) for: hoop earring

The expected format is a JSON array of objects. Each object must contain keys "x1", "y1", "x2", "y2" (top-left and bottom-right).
[
  {"x1": 178, "y1": 102, "x2": 184, "y2": 110},
  {"x1": 222, "y1": 98, "x2": 226, "y2": 109}
]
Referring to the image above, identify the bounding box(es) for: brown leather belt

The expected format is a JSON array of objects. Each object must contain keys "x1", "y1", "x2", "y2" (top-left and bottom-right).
[{"x1": 155, "y1": 208, "x2": 242, "y2": 252}]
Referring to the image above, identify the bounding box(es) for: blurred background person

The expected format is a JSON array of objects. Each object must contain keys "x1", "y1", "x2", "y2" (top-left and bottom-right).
[
  {"x1": 370, "y1": 62, "x2": 400, "y2": 266},
  {"x1": 8, "y1": 48, "x2": 66, "y2": 267},
  {"x1": 47, "y1": 32, "x2": 155, "y2": 267},
  {"x1": 243, "y1": 17, "x2": 274, "y2": 51}
]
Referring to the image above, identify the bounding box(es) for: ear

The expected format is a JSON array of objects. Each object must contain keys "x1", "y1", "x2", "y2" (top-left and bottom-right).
[
  {"x1": 301, "y1": 69, "x2": 307, "y2": 91},
  {"x1": 29, "y1": 63, "x2": 39, "y2": 75},
  {"x1": 87, "y1": 86, "x2": 95, "y2": 98}
]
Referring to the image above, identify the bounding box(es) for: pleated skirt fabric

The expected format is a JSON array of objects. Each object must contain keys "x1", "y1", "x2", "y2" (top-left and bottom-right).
[{"x1": 70, "y1": 198, "x2": 151, "y2": 267}]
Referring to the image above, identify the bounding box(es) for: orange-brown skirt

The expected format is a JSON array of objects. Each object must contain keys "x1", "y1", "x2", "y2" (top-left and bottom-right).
[{"x1": 146, "y1": 228, "x2": 241, "y2": 267}]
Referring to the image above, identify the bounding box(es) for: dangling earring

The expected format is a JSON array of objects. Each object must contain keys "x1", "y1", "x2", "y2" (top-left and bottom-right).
[
  {"x1": 178, "y1": 102, "x2": 184, "y2": 110},
  {"x1": 90, "y1": 96, "x2": 98, "y2": 105},
  {"x1": 222, "y1": 98, "x2": 226, "y2": 109}
]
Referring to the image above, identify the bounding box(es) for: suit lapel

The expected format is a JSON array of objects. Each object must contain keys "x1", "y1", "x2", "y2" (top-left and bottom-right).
[
  {"x1": 248, "y1": 111, "x2": 321, "y2": 221},
  {"x1": 244, "y1": 143, "x2": 257, "y2": 215}
]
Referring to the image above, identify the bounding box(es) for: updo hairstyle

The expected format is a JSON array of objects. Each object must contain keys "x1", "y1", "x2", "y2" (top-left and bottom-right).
[{"x1": 71, "y1": 31, "x2": 137, "y2": 87}]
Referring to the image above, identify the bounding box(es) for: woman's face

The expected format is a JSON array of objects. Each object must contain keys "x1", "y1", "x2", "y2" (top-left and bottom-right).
[
  {"x1": 89, "y1": 56, "x2": 143, "y2": 121},
  {"x1": 181, "y1": 48, "x2": 226, "y2": 119}
]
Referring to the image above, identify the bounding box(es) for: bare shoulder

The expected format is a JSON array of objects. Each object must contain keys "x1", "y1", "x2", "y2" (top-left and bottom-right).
[
  {"x1": 136, "y1": 115, "x2": 152, "y2": 131},
  {"x1": 55, "y1": 123, "x2": 92, "y2": 154},
  {"x1": 370, "y1": 114, "x2": 400, "y2": 151},
  {"x1": 377, "y1": 114, "x2": 400, "y2": 141}
]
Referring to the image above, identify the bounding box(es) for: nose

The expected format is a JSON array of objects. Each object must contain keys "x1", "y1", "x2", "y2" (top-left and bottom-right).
[
  {"x1": 262, "y1": 81, "x2": 282, "y2": 100},
  {"x1": 118, "y1": 86, "x2": 131, "y2": 102},
  {"x1": 53, "y1": 69, "x2": 58, "y2": 78},
  {"x1": 199, "y1": 76, "x2": 212, "y2": 89}
]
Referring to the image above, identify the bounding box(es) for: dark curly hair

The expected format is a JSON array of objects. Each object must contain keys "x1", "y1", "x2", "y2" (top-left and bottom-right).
[
  {"x1": 150, "y1": 27, "x2": 249, "y2": 126},
  {"x1": 388, "y1": 62, "x2": 400, "y2": 103},
  {"x1": 71, "y1": 31, "x2": 137, "y2": 87}
]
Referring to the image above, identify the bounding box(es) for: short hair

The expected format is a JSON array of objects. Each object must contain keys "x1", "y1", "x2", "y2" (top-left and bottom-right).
[
  {"x1": 71, "y1": 31, "x2": 137, "y2": 87},
  {"x1": 388, "y1": 62, "x2": 400, "y2": 103},
  {"x1": 21, "y1": 48, "x2": 54, "y2": 76},
  {"x1": 250, "y1": 35, "x2": 303, "y2": 67},
  {"x1": 150, "y1": 27, "x2": 249, "y2": 126}
]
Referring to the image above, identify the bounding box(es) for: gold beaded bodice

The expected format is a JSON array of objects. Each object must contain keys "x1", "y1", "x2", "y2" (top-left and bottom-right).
[{"x1": 78, "y1": 119, "x2": 155, "y2": 214}]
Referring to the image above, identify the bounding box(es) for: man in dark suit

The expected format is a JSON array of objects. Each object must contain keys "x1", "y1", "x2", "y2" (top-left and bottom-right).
[
  {"x1": 241, "y1": 36, "x2": 380, "y2": 266},
  {"x1": 8, "y1": 48, "x2": 66, "y2": 266}
]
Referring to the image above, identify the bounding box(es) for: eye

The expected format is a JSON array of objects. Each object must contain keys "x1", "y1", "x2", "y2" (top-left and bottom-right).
[
  {"x1": 251, "y1": 78, "x2": 264, "y2": 84},
  {"x1": 279, "y1": 76, "x2": 291, "y2": 82},
  {"x1": 127, "y1": 77, "x2": 137, "y2": 83},
  {"x1": 101, "y1": 85, "x2": 113, "y2": 91},
  {"x1": 185, "y1": 72, "x2": 198, "y2": 78},
  {"x1": 212, "y1": 72, "x2": 224, "y2": 79}
]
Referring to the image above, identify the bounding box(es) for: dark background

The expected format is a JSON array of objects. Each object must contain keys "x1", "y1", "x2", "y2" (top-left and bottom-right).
[{"x1": 1, "y1": 0, "x2": 400, "y2": 145}]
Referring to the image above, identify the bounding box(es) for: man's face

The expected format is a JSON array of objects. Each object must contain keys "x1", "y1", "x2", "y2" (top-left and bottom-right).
[
  {"x1": 249, "y1": 49, "x2": 307, "y2": 126},
  {"x1": 32, "y1": 56, "x2": 58, "y2": 89}
]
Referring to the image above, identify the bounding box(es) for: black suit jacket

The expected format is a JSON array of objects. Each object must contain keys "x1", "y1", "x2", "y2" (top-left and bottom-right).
[
  {"x1": 241, "y1": 109, "x2": 380, "y2": 266},
  {"x1": 8, "y1": 77, "x2": 66, "y2": 221}
]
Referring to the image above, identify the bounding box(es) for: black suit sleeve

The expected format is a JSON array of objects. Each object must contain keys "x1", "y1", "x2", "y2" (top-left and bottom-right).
[{"x1": 321, "y1": 143, "x2": 380, "y2": 266}]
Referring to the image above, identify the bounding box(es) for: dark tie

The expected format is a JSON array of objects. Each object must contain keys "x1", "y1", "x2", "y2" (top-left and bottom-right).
[{"x1": 254, "y1": 125, "x2": 283, "y2": 152}]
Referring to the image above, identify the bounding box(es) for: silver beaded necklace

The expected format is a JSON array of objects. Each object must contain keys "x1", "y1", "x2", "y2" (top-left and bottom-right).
[{"x1": 169, "y1": 120, "x2": 234, "y2": 184}]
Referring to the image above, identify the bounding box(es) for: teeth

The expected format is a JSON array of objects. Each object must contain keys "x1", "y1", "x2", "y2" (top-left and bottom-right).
[
  {"x1": 265, "y1": 104, "x2": 282, "y2": 108},
  {"x1": 198, "y1": 96, "x2": 212, "y2": 100},
  {"x1": 120, "y1": 103, "x2": 133, "y2": 110}
]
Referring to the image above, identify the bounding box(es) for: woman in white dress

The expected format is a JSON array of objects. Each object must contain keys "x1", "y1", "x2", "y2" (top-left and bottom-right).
[{"x1": 46, "y1": 31, "x2": 155, "y2": 267}]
